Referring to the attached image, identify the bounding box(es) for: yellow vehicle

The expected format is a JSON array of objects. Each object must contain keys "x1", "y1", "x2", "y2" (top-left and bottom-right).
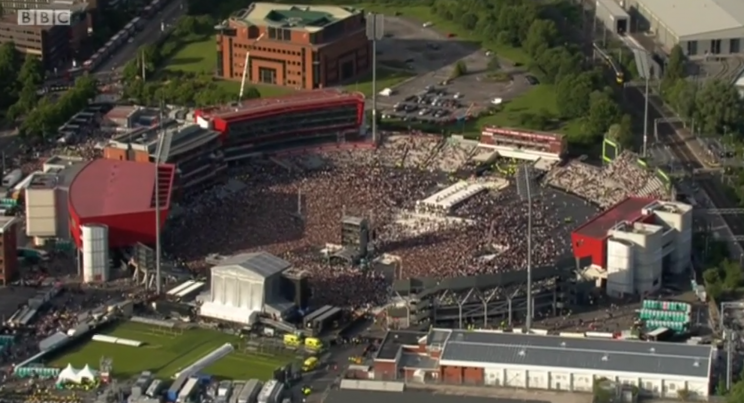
[
  {"x1": 284, "y1": 334, "x2": 301, "y2": 347},
  {"x1": 304, "y1": 337, "x2": 323, "y2": 350},
  {"x1": 302, "y1": 357, "x2": 318, "y2": 372}
]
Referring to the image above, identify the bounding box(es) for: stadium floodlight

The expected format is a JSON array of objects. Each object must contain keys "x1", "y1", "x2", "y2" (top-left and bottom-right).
[
  {"x1": 365, "y1": 13, "x2": 384, "y2": 145},
  {"x1": 153, "y1": 101, "x2": 172, "y2": 294},
  {"x1": 516, "y1": 164, "x2": 541, "y2": 331}
]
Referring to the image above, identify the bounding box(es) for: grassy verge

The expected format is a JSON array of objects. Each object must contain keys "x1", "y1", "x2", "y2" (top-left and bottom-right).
[
  {"x1": 345, "y1": 67, "x2": 414, "y2": 96},
  {"x1": 48, "y1": 322, "x2": 290, "y2": 380}
]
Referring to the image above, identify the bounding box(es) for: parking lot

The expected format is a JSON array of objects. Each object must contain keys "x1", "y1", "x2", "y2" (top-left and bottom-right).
[{"x1": 373, "y1": 16, "x2": 533, "y2": 121}]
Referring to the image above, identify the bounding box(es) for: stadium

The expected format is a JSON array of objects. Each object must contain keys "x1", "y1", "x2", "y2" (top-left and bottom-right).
[{"x1": 193, "y1": 89, "x2": 366, "y2": 163}]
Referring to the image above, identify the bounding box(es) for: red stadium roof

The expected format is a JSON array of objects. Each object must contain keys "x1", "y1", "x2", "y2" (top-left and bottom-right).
[
  {"x1": 574, "y1": 197, "x2": 657, "y2": 239},
  {"x1": 198, "y1": 89, "x2": 365, "y2": 121},
  {"x1": 69, "y1": 159, "x2": 175, "y2": 219}
]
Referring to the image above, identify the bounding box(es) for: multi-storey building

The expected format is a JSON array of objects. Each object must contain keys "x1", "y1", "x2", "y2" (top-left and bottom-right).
[
  {"x1": 216, "y1": 2, "x2": 370, "y2": 90},
  {"x1": 103, "y1": 120, "x2": 226, "y2": 196}
]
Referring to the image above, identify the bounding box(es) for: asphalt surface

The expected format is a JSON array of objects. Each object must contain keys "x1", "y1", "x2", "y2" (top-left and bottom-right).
[
  {"x1": 373, "y1": 16, "x2": 531, "y2": 115},
  {"x1": 94, "y1": 0, "x2": 187, "y2": 74}
]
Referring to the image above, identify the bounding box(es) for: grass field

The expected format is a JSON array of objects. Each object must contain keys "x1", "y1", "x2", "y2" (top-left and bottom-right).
[{"x1": 49, "y1": 322, "x2": 291, "y2": 380}]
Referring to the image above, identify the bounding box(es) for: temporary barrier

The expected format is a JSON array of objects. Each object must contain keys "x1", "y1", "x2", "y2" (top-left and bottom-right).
[
  {"x1": 92, "y1": 334, "x2": 119, "y2": 344},
  {"x1": 92, "y1": 334, "x2": 143, "y2": 347},
  {"x1": 14, "y1": 366, "x2": 61, "y2": 379}
]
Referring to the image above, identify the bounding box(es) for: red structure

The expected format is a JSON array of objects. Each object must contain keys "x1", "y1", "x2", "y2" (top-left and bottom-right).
[
  {"x1": 571, "y1": 197, "x2": 657, "y2": 267},
  {"x1": 195, "y1": 89, "x2": 365, "y2": 163},
  {"x1": 480, "y1": 126, "x2": 567, "y2": 157},
  {"x1": 68, "y1": 159, "x2": 175, "y2": 248}
]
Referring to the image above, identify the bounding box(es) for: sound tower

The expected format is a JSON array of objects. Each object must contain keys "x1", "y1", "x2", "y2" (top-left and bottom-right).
[
  {"x1": 134, "y1": 243, "x2": 155, "y2": 272},
  {"x1": 341, "y1": 216, "x2": 370, "y2": 257}
]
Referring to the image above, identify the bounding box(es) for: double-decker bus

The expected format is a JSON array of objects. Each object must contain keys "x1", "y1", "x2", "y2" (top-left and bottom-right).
[
  {"x1": 195, "y1": 90, "x2": 365, "y2": 164},
  {"x1": 480, "y1": 125, "x2": 567, "y2": 160}
]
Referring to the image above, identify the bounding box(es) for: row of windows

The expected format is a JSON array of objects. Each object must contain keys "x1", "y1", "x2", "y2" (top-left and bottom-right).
[
  {"x1": 267, "y1": 27, "x2": 291, "y2": 41},
  {"x1": 233, "y1": 42, "x2": 302, "y2": 57},
  {"x1": 686, "y1": 38, "x2": 741, "y2": 55}
]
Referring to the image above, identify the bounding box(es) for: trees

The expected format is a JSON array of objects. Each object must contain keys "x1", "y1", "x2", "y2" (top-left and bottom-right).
[
  {"x1": 693, "y1": 80, "x2": 743, "y2": 136},
  {"x1": 8, "y1": 55, "x2": 44, "y2": 121},
  {"x1": 20, "y1": 76, "x2": 97, "y2": 139},
  {"x1": 556, "y1": 73, "x2": 593, "y2": 119}
]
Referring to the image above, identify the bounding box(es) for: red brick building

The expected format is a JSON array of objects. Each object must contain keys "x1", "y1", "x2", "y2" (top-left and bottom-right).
[{"x1": 216, "y1": 2, "x2": 370, "y2": 90}]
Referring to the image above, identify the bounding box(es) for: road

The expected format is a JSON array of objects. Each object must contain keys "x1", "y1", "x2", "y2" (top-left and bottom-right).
[{"x1": 94, "y1": 0, "x2": 187, "y2": 74}]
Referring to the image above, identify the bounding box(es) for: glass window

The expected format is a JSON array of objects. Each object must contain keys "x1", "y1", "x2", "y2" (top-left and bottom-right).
[
  {"x1": 282, "y1": 29, "x2": 291, "y2": 41},
  {"x1": 686, "y1": 41, "x2": 697, "y2": 56}
]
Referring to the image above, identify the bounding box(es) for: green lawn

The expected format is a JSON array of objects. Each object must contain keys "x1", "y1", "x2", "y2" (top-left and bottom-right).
[
  {"x1": 163, "y1": 35, "x2": 216, "y2": 74},
  {"x1": 345, "y1": 67, "x2": 414, "y2": 96},
  {"x1": 49, "y1": 322, "x2": 290, "y2": 380}
]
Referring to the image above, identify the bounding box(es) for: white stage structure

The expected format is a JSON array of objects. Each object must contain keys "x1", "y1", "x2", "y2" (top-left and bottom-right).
[
  {"x1": 416, "y1": 181, "x2": 486, "y2": 215},
  {"x1": 57, "y1": 364, "x2": 97, "y2": 384},
  {"x1": 82, "y1": 224, "x2": 110, "y2": 283},
  {"x1": 199, "y1": 252, "x2": 291, "y2": 324},
  {"x1": 174, "y1": 343, "x2": 234, "y2": 379}
]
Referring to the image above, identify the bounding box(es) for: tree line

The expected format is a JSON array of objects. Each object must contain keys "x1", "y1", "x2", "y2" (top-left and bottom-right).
[{"x1": 121, "y1": 15, "x2": 261, "y2": 106}]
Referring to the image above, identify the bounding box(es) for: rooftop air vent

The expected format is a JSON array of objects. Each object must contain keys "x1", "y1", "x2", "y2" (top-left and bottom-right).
[
  {"x1": 560, "y1": 342, "x2": 567, "y2": 347},
  {"x1": 518, "y1": 349, "x2": 526, "y2": 356},
  {"x1": 602, "y1": 354, "x2": 609, "y2": 361},
  {"x1": 693, "y1": 360, "x2": 700, "y2": 367},
  {"x1": 649, "y1": 347, "x2": 656, "y2": 353}
]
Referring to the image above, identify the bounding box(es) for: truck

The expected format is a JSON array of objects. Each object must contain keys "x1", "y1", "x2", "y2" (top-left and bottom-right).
[
  {"x1": 237, "y1": 379, "x2": 262, "y2": 403},
  {"x1": 257, "y1": 380, "x2": 284, "y2": 403},
  {"x1": 2, "y1": 169, "x2": 22, "y2": 188}
]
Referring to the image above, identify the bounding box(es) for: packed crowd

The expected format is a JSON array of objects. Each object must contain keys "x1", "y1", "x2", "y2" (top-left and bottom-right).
[
  {"x1": 165, "y1": 137, "x2": 584, "y2": 308},
  {"x1": 543, "y1": 151, "x2": 668, "y2": 208}
]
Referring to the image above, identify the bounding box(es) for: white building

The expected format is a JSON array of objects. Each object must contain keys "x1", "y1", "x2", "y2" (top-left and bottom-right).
[
  {"x1": 435, "y1": 330, "x2": 713, "y2": 399},
  {"x1": 626, "y1": 0, "x2": 744, "y2": 56},
  {"x1": 199, "y1": 252, "x2": 292, "y2": 325}
]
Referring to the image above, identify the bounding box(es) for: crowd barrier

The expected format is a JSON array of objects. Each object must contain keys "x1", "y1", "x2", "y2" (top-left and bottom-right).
[
  {"x1": 92, "y1": 334, "x2": 143, "y2": 347},
  {"x1": 15, "y1": 365, "x2": 60, "y2": 379}
]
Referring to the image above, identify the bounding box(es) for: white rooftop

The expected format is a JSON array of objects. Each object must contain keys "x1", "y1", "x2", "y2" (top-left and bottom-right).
[{"x1": 639, "y1": 0, "x2": 744, "y2": 38}]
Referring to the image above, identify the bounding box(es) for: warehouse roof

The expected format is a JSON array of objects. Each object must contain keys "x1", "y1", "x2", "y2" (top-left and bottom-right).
[
  {"x1": 638, "y1": 0, "x2": 744, "y2": 38},
  {"x1": 439, "y1": 330, "x2": 712, "y2": 378},
  {"x1": 212, "y1": 252, "x2": 291, "y2": 279},
  {"x1": 574, "y1": 197, "x2": 655, "y2": 239},
  {"x1": 69, "y1": 159, "x2": 175, "y2": 219},
  {"x1": 377, "y1": 330, "x2": 425, "y2": 360}
]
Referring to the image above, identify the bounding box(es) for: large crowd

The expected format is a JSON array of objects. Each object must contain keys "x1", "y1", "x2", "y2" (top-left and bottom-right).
[
  {"x1": 543, "y1": 151, "x2": 668, "y2": 208},
  {"x1": 164, "y1": 136, "x2": 588, "y2": 308}
]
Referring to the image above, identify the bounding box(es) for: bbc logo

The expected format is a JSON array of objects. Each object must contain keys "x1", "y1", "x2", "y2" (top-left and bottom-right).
[{"x1": 18, "y1": 10, "x2": 72, "y2": 26}]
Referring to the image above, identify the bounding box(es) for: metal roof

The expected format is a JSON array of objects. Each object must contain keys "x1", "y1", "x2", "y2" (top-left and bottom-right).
[
  {"x1": 573, "y1": 197, "x2": 655, "y2": 240},
  {"x1": 212, "y1": 252, "x2": 291, "y2": 279},
  {"x1": 439, "y1": 330, "x2": 712, "y2": 378},
  {"x1": 69, "y1": 159, "x2": 175, "y2": 218},
  {"x1": 235, "y1": 3, "x2": 360, "y2": 33},
  {"x1": 638, "y1": 0, "x2": 744, "y2": 38}
]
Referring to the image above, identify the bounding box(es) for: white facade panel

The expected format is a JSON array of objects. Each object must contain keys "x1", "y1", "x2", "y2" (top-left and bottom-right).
[
  {"x1": 550, "y1": 372, "x2": 571, "y2": 390},
  {"x1": 527, "y1": 370, "x2": 549, "y2": 389},
  {"x1": 484, "y1": 367, "x2": 501, "y2": 386},
  {"x1": 82, "y1": 224, "x2": 110, "y2": 283},
  {"x1": 504, "y1": 369, "x2": 526, "y2": 387},
  {"x1": 606, "y1": 238, "x2": 634, "y2": 297},
  {"x1": 611, "y1": 223, "x2": 663, "y2": 294},
  {"x1": 25, "y1": 188, "x2": 57, "y2": 237}
]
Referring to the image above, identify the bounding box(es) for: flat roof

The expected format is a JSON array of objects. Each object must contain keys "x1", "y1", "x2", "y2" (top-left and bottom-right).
[
  {"x1": 198, "y1": 89, "x2": 364, "y2": 122},
  {"x1": 377, "y1": 330, "x2": 425, "y2": 360},
  {"x1": 596, "y1": 0, "x2": 629, "y2": 18},
  {"x1": 439, "y1": 330, "x2": 712, "y2": 378},
  {"x1": 573, "y1": 197, "x2": 655, "y2": 240},
  {"x1": 325, "y1": 390, "x2": 545, "y2": 403},
  {"x1": 234, "y1": 3, "x2": 361, "y2": 33},
  {"x1": 212, "y1": 252, "x2": 292, "y2": 279},
  {"x1": 110, "y1": 122, "x2": 220, "y2": 158},
  {"x1": 638, "y1": 0, "x2": 744, "y2": 39},
  {"x1": 69, "y1": 159, "x2": 174, "y2": 219},
  {"x1": 28, "y1": 173, "x2": 58, "y2": 190},
  {"x1": 104, "y1": 105, "x2": 138, "y2": 120}
]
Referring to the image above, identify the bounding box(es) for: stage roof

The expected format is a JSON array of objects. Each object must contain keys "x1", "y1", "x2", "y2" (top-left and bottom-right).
[
  {"x1": 69, "y1": 159, "x2": 175, "y2": 219},
  {"x1": 574, "y1": 197, "x2": 656, "y2": 240}
]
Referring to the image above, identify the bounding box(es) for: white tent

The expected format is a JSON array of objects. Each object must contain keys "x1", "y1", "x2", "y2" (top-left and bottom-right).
[
  {"x1": 57, "y1": 364, "x2": 79, "y2": 383},
  {"x1": 56, "y1": 363, "x2": 98, "y2": 384},
  {"x1": 78, "y1": 365, "x2": 97, "y2": 381}
]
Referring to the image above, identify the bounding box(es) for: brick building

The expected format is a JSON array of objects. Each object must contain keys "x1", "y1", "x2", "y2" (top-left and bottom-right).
[
  {"x1": 216, "y1": 2, "x2": 370, "y2": 90},
  {"x1": 0, "y1": 217, "x2": 19, "y2": 285}
]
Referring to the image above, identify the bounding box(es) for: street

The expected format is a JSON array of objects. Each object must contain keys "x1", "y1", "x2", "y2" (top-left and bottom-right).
[{"x1": 94, "y1": 0, "x2": 187, "y2": 74}]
